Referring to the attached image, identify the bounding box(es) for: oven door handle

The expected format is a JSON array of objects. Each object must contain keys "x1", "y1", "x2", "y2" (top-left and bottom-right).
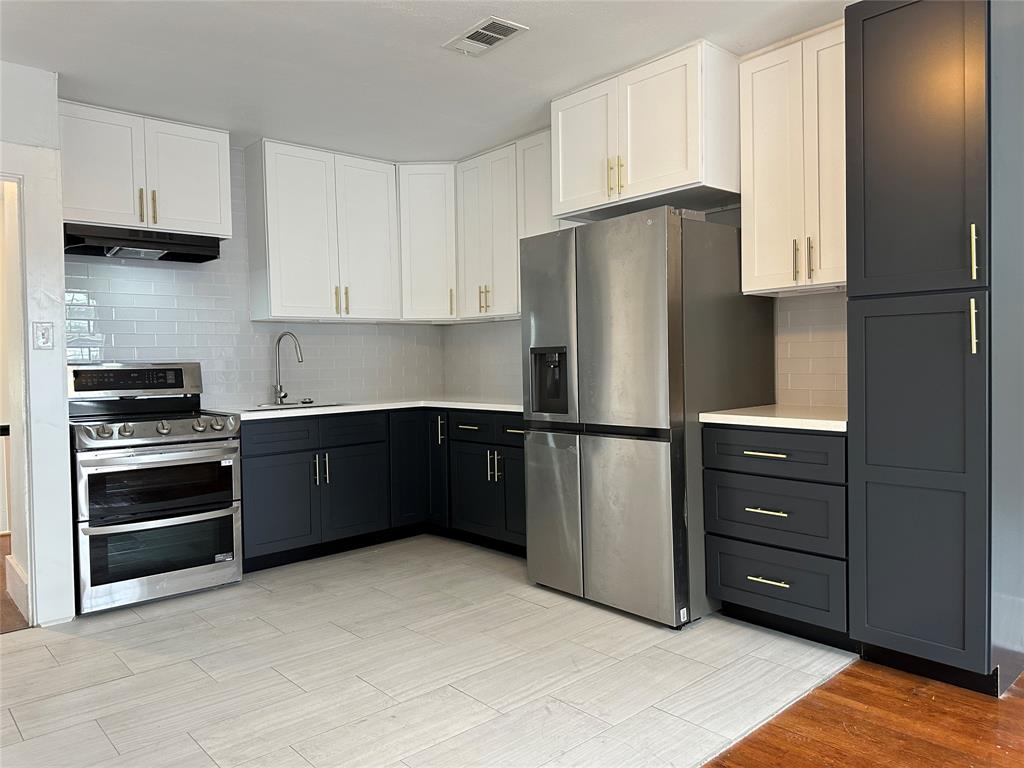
[
  {"x1": 81, "y1": 504, "x2": 239, "y2": 536},
  {"x1": 78, "y1": 445, "x2": 239, "y2": 475}
]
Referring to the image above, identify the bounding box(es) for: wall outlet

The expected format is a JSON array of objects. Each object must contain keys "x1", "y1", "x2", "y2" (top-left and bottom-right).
[{"x1": 32, "y1": 322, "x2": 54, "y2": 350}]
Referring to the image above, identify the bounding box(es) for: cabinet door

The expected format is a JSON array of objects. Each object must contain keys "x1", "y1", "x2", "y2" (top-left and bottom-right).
[
  {"x1": 551, "y1": 79, "x2": 617, "y2": 216},
  {"x1": 58, "y1": 102, "x2": 147, "y2": 227},
  {"x1": 456, "y1": 155, "x2": 490, "y2": 319},
  {"x1": 389, "y1": 411, "x2": 430, "y2": 526},
  {"x1": 740, "y1": 42, "x2": 805, "y2": 293},
  {"x1": 485, "y1": 145, "x2": 519, "y2": 316},
  {"x1": 336, "y1": 155, "x2": 400, "y2": 319},
  {"x1": 802, "y1": 27, "x2": 846, "y2": 287},
  {"x1": 450, "y1": 441, "x2": 503, "y2": 539},
  {"x1": 617, "y1": 46, "x2": 700, "y2": 199},
  {"x1": 242, "y1": 451, "x2": 321, "y2": 558},
  {"x1": 516, "y1": 131, "x2": 560, "y2": 238},
  {"x1": 498, "y1": 446, "x2": 526, "y2": 546},
  {"x1": 321, "y1": 443, "x2": 390, "y2": 542},
  {"x1": 264, "y1": 142, "x2": 340, "y2": 318},
  {"x1": 428, "y1": 413, "x2": 449, "y2": 527},
  {"x1": 399, "y1": 164, "x2": 457, "y2": 320},
  {"x1": 143, "y1": 118, "x2": 231, "y2": 236},
  {"x1": 846, "y1": 0, "x2": 987, "y2": 296},
  {"x1": 848, "y1": 292, "x2": 989, "y2": 672}
]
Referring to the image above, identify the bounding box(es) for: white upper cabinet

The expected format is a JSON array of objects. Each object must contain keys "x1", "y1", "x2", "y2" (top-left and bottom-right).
[
  {"x1": 336, "y1": 155, "x2": 401, "y2": 319},
  {"x1": 617, "y1": 47, "x2": 700, "y2": 199},
  {"x1": 551, "y1": 40, "x2": 738, "y2": 219},
  {"x1": 516, "y1": 130, "x2": 560, "y2": 238},
  {"x1": 58, "y1": 101, "x2": 231, "y2": 237},
  {"x1": 456, "y1": 144, "x2": 518, "y2": 319},
  {"x1": 399, "y1": 164, "x2": 457, "y2": 321},
  {"x1": 143, "y1": 118, "x2": 231, "y2": 237},
  {"x1": 248, "y1": 140, "x2": 339, "y2": 320},
  {"x1": 741, "y1": 26, "x2": 846, "y2": 295},
  {"x1": 551, "y1": 79, "x2": 618, "y2": 216},
  {"x1": 59, "y1": 102, "x2": 147, "y2": 228}
]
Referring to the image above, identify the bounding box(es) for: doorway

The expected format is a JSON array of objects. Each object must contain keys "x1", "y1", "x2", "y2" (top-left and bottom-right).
[{"x1": 0, "y1": 178, "x2": 31, "y2": 632}]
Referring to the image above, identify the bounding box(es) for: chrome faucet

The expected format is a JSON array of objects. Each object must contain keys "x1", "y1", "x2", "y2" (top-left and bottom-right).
[{"x1": 273, "y1": 331, "x2": 304, "y2": 405}]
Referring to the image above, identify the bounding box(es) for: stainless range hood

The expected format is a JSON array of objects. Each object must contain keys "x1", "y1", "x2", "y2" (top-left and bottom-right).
[{"x1": 63, "y1": 223, "x2": 221, "y2": 263}]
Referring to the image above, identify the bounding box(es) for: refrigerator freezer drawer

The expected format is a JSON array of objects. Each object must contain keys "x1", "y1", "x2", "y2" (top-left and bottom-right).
[
  {"x1": 526, "y1": 430, "x2": 583, "y2": 597},
  {"x1": 581, "y1": 434, "x2": 681, "y2": 625}
]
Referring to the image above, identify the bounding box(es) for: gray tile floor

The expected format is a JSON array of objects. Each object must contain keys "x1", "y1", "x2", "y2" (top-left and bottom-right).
[{"x1": 0, "y1": 535, "x2": 855, "y2": 767}]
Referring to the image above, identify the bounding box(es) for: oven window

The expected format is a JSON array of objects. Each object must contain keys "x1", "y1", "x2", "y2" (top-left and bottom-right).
[
  {"x1": 87, "y1": 461, "x2": 233, "y2": 521},
  {"x1": 87, "y1": 513, "x2": 235, "y2": 586}
]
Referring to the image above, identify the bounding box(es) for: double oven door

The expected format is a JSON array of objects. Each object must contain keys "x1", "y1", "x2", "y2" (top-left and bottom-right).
[{"x1": 74, "y1": 440, "x2": 242, "y2": 613}]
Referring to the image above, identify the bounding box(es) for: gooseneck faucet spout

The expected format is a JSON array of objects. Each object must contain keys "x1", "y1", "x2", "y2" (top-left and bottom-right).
[{"x1": 274, "y1": 331, "x2": 304, "y2": 405}]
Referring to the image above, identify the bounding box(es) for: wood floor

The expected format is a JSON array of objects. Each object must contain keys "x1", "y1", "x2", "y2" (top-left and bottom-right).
[{"x1": 708, "y1": 660, "x2": 1024, "y2": 767}]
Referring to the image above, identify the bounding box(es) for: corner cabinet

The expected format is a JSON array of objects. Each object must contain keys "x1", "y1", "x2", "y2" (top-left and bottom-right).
[
  {"x1": 456, "y1": 145, "x2": 519, "y2": 319},
  {"x1": 551, "y1": 41, "x2": 739, "y2": 219},
  {"x1": 516, "y1": 131, "x2": 561, "y2": 238},
  {"x1": 246, "y1": 140, "x2": 400, "y2": 321},
  {"x1": 58, "y1": 101, "x2": 231, "y2": 237},
  {"x1": 740, "y1": 26, "x2": 846, "y2": 295},
  {"x1": 399, "y1": 164, "x2": 457, "y2": 321}
]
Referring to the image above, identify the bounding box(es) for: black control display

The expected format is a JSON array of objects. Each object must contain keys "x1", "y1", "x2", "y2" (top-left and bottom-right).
[{"x1": 74, "y1": 368, "x2": 183, "y2": 392}]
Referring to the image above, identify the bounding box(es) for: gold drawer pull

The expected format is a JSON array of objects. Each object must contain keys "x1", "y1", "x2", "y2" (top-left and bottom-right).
[
  {"x1": 505, "y1": 428, "x2": 526, "y2": 435},
  {"x1": 744, "y1": 506, "x2": 789, "y2": 518},
  {"x1": 742, "y1": 450, "x2": 788, "y2": 459},
  {"x1": 458, "y1": 424, "x2": 480, "y2": 431},
  {"x1": 747, "y1": 575, "x2": 790, "y2": 589},
  {"x1": 970, "y1": 223, "x2": 978, "y2": 280}
]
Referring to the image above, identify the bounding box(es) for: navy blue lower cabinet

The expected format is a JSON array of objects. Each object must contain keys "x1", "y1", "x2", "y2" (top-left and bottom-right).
[
  {"x1": 321, "y1": 443, "x2": 390, "y2": 542},
  {"x1": 389, "y1": 410, "x2": 430, "y2": 526},
  {"x1": 450, "y1": 441, "x2": 504, "y2": 539},
  {"x1": 500, "y1": 446, "x2": 526, "y2": 546},
  {"x1": 242, "y1": 450, "x2": 322, "y2": 558},
  {"x1": 428, "y1": 411, "x2": 450, "y2": 527}
]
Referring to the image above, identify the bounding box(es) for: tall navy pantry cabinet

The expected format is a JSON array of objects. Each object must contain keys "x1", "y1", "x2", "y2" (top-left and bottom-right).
[{"x1": 846, "y1": 0, "x2": 1023, "y2": 694}]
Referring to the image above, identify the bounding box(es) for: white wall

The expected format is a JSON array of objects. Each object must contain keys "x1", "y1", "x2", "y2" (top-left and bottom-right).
[
  {"x1": 1, "y1": 59, "x2": 74, "y2": 625},
  {"x1": 65, "y1": 149, "x2": 446, "y2": 409},
  {"x1": 0, "y1": 61, "x2": 59, "y2": 149}
]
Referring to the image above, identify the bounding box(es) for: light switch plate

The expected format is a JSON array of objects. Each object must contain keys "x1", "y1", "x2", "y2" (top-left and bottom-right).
[{"x1": 32, "y1": 322, "x2": 54, "y2": 350}]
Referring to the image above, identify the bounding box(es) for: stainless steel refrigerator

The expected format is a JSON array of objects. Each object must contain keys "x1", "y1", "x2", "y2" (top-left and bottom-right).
[{"x1": 521, "y1": 207, "x2": 774, "y2": 627}]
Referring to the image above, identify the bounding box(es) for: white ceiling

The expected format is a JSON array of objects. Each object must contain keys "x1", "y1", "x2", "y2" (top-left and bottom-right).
[{"x1": 1, "y1": 1, "x2": 846, "y2": 161}]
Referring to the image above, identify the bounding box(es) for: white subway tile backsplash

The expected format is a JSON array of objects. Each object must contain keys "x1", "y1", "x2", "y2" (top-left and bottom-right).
[{"x1": 775, "y1": 292, "x2": 848, "y2": 407}]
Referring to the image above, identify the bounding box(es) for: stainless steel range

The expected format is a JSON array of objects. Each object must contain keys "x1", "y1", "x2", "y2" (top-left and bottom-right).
[{"x1": 68, "y1": 362, "x2": 242, "y2": 614}]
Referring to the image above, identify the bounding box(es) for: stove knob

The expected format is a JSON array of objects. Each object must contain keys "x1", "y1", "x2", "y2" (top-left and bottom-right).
[
  {"x1": 156, "y1": 420, "x2": 172, "y2": 435},
  {"x1": 192, "y1": 418, "x2": 208, "y2": 433},
  {"x1": 96, "y1": 424, "x2": 114, "y2": 439},
  {"x1": 210, "y1": 417, "x2": 225, "y2": 431},
  {"x1": 118, "y1": 423, "x2": 135, "y2": 437}
]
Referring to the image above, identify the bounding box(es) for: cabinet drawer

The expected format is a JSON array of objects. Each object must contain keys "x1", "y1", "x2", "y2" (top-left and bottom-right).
[
  {"x1": 706, "y1": 535, "x2": 847, "y2": 632},
  {"x1": 448, "y1": 411, "x2": 496, "y2": 444},
  {"x1": 703, "y1": 427, "x2": 846, "y2": 483},
  {"x1": 242, "y1": 417, "x2": 319, "y2": 457},
  {"x1": 704, "y1": 470, "x2": 846, "y2": 558},
  {"x1": 319, "y1": 412, "x2": 387, "y2": 448},
  {"x1": 495, "y1": 414, "x2": 527, "y2": 447}
]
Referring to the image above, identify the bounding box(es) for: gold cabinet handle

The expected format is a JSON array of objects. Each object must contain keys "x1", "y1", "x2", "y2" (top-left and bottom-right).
[
  {"x1": 493, "y1": 450, "x2": 502, "y2": 481},
  {"x1": 478, "y1": 285, "x2": 484, "y2": 313},
  {"x1": 505, "y1": 428, "x2": 526, "y2": 435},
  {"x1": 343, "y1": 286, "x2": 350, "y2": 315},
  {"x1": 334, "y1": 286, "x2": 341, "y2": 315},
  {"x1": 792, "y1": 239, "x2": 799, "y2": 282},
  {"x1": 449, "y1": 288, "x2": 454, "y2": 316},
  {"x1": 483, "y1": 284, "x2": 491, "y2": 311},
  {"x1": 970, "y1": 223, "x2": 978, "y2": 280},
  {"x1": 486, "y1": 449, "x2": 493, "y2": 482},
  {"x1": 747, "y1": 575, "x2": 790, "y2": 589},
  {"x1": 970, "y1": 297, "x2": 978, "y2": 355},
  {"x1": 742, "y1": 450, "x2": 788, "y2": 459},
  {"x1": 138, "y1": 188, "x2": 145, "y2": 223},
  {"x1": 607, "y1": 158, "x2": 615, "y2": 197},
  {"x1": 617, "y1": 155, "x2": 625, "y2": 194},
  {"x1": 151, "y1": 190, "x2": 158, "y2": 224},
  {"x1": 744, "y1": 506, "x2": 789, "y2": 518},
  {"x1": 457, "y1": 424, "x2": 479, "y2": 430},
  {"x1": 806, "y1": 236, "x2": 814, "y2": 279}
]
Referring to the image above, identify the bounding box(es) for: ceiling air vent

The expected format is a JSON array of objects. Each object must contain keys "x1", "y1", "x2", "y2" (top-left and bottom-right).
[{"x1": 443, "y1": 16, "x2": 529, "y2": 57}]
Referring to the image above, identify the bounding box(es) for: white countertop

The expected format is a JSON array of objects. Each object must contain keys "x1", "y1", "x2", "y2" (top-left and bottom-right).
[
  {"x1": 698, "y1": 404, "x2": 847, "y2": 433},
  {"x1": 236, "y1": 399, "x2": 522, "y2": 421}
]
